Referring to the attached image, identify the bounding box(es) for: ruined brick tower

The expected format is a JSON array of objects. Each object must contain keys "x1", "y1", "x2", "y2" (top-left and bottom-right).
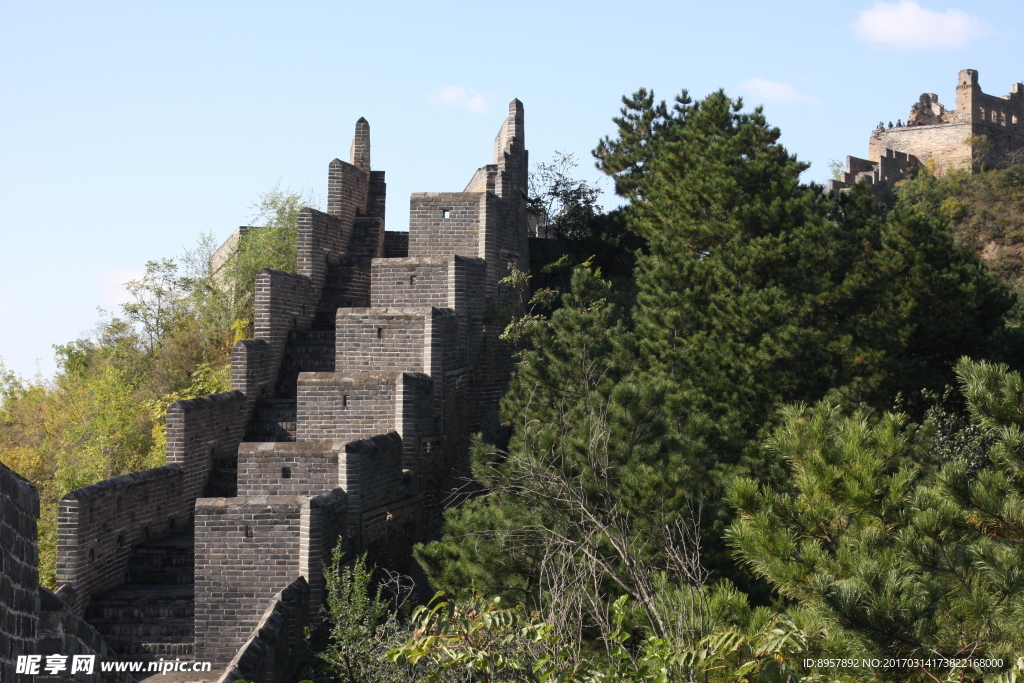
[
  {"x1": 10, "y1": 100, "x2": 530, "y2": 682},
  {"x1": 830, "y1": 69, "x2": 1024, "y2": 196}
]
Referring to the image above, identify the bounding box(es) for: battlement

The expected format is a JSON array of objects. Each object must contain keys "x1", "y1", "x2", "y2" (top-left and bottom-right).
[
  {"x1": 831, "y1": 69, "x2": 1024, "y2": 197},
  {"x1": 4, "y1": 101, "x2": 530, "y2": 680}
]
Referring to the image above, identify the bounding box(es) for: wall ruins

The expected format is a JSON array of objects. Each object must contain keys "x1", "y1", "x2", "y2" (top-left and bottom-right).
[{"x1": 830, "y1": 69, "x2": 1024, "y2": 198}]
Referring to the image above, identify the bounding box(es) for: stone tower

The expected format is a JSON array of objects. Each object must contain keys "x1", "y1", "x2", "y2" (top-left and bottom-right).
[{"x1": 830, "y1": 69, "x2": 1024, "y2": 197}]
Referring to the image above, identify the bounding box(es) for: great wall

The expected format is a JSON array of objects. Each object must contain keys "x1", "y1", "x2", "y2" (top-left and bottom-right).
[
  {"x1": 3, "y1": 70, "x2": 1024, "y2": 683},
  {"x1": 830, "y1": 69, "x2": 1023, "y2": 197},
  {"x1": 2, "y1": 98, "x2": 529, "y2": 683}
]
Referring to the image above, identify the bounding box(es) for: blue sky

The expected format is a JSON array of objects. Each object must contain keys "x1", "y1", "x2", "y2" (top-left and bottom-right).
[{"x1": 2, "y1": 0, "x2": 1022, "y2": 379}]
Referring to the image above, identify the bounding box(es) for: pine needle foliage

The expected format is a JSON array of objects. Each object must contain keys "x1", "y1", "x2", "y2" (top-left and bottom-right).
[{"x1": 728, "y1": 358, "x2": 1024, "y2": 680}]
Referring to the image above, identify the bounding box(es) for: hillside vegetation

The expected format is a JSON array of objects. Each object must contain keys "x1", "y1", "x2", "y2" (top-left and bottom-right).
[{"x1": 900, "y1": 163, "x2": 1024, "y2": 304}]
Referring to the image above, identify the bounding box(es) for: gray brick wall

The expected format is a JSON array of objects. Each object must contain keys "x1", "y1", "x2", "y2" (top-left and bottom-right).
[
  {"x1": 383, "y1": 231, "x2": 408, "y2": 258},
  {"x1": 408, "y1": 193, "x2": 483, "y2": 260},
  {"x1": 57, "y1": 466, "x2": 187, "y2": 615},
  {"x1": 195, "y1": 489, "x2": 345, "y2": 668},
  {"x1": 339, "y1": 433, "x2": 405, "y2": 543},
  {"x1": 37, "y1": 587, "x2": 134, "y2": 683},
  {"x1": 165, "y1": 391, "x2": 248, "y2": 503},
  {"x1": 253, "y1": 269, "x2": 315, "y2": 380},
  {"x1": 298, "y1": 489, "x2": 347, "y2": 616},
  {"x1": 193, "y1": 496, "x2": 304, "y2": 665},
  {"x1": 0, "y1": 461, "x2": 39, "y2": 683},
  {"x1": 231, "y1": 338, "x2": 273, "y2": 403},
  {"x1": 237, "y1": 442, "x2": 340, "y2": 498},
  {"x1": 295, "y1": 371, "x2": 397, "y2": 443},
  {"x1": 335, "y1": 308, "x2": 427, "y2": 376},
  {"x1": 48, "y1": 102, "x2": 533, "y2": 677},
  {"x1": 370, "y1": 257, "x2": 450, "y2": 309},
  {"x1": 215, "y1": 576, "x2": 310, "y2": 683}
]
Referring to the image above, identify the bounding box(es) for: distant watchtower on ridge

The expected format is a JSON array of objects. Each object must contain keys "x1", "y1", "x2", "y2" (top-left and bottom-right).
[{"x1": 830, "y1": 69, "x2": 1024, "y2": 197}]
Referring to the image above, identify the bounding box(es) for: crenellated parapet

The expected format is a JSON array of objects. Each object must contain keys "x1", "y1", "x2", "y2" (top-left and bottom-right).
[
  {"x1": 832, "y1": 69, "x2": 1024, "y2": 198},
  {"x1": 37, "y1": 100, "x2": 530, "y2": 676}
]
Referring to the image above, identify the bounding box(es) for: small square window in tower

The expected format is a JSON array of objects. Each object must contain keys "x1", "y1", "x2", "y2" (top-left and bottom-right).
[{"x1": 442, "y1": 209, "x2": 451, "y2": 219}]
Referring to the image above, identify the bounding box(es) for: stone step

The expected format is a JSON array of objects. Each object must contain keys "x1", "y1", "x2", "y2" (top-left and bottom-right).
[
  {"x1": 288, "y1": 330, "x2": 336, "y2": 343},
  {"x1": 244, "y1": 421, "x2": 296, "y2": 442},
  {"x1": 89, "y1": 619, "x2": 194, "y2": 638},
  {"x1": 204, "y1": 459, "x2": 237, "y2": 498},
  {"x1": 130, "y1": 553, "x2": 194, "y2": 568},
  {"x1": 280, "y1": 357, "x2": 334, "y2": 372},
  {"x1": 284, "y1": 344, "x2": 335, "y2": 353},
  {"x1": 252, "y1": 403, "x2": 297, "y2": 421},
  {"x1": 89, "y1": 584, "x2": 194, "y2": 604},
  {"x1": 254, "y1": 397, "x2": 296, "y2": 408},
  {"x1": 133, "y1": 535, "x2": 195, "y2": 555},
  {"x1": 204, "y1": 480, "x2": 237, "y2": 498},
  {"x1": 273, "y1": 383, "x2": 298, "y2": 399},
  {"x1": 126, "y1": 569, "x2": 194, "y2": 585},
  {"x1": 207, "y1": 468, "x2": 237, "y2": 484},
  {"x1": 90, "y1": 604, "x2": 194, "y2": 620},
  {"x1": 103, "y1": 639, "x2": 194, "y2": 658},
  {"x1": 85, "y1": 534, "x2": 196, "y2": 661}
]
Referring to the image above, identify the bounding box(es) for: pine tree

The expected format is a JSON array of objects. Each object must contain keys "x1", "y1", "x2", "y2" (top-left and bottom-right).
[{"x1": 727, "y1": 358, "x2": 1024, "y2": 679}]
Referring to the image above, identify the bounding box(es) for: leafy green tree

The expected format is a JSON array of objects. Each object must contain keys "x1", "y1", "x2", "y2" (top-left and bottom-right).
[
  {"x1": 391, "y1": 594, "x2": 815, "y2": 683},
  {"x1": 894, "y1": 164, "x2": 1024, "y2": 318},
  {"x1": 318, "y1": 549, "x2": 414, "y2": 683},
  {"x1": 221, "y1": 183, "x2": 316, "y2": 333},
  {"x1": 419, "y1": 267, "x2": 729, "y2": 646},
  {"x1": 0, "y1": 185, "x2": 307, "y2": 585},
  {"x1": 423, "y1": 88, "x2": 1024, "y2": 660}
]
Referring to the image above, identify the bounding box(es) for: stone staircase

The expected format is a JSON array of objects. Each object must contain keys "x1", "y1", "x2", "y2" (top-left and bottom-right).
[
  {"x1": 243, "y1": 330, "x2": 335, "y2": 442},
  {"x1": 244, "y1": 263, "x2": 356, "y2": 443},
  {"x1": 86, "y1": 534, "x2": 195, "y2": 659},
  {"x1": 314, "y1": 260, "x2": 371, "y2": 330}
]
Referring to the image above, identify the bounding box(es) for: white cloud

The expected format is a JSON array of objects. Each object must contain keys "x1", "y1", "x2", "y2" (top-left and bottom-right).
[
  {"x1": 736, "y1": 78, "x2": 816, "y2": 104},
  {"x1": 854, "y1": 1, "x2": 989, "y2": 49},
  {"x1": 428, "y1": 85, "x2": 488, "y2": 113},
  {"x1": 96, "y1": 268, "x2": 145, "y2": 306}
]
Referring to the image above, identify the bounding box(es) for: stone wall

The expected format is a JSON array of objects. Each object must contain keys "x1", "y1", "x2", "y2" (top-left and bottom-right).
[
  {"x1": 231, "y1": 338, "x2": 273, "y2": 401},
  {"x1": 408, "y1": 194, "x2": 483, "y2": 260},
  {"x1": 237, "y1": 442, "x2": 340, "y2": 497},
  {"x1": 383, "y1": 231, "x2": 408, "y2": 258},
  {"x1": 253, "y1": 269, "x2": 315, "y2": 379},
  {"x1": 371, "y1": 257, "x2": 452, "y2": 309},
  {"x1": 36, "y1": 587, "x2": 133, "y2": 683},
  {"x1": 36, "y1": 100, "x2": 532, "y2": 682},
  {"x1": 215, "y1": 577, "x2": 310, "y2": 683},
  {"x1": 193, "y1": 495, "x2": 303, "y2": 663},
  {"x1": 335, "y1": 308, "x2": 428, "y2": 375},
  {"x1": 869, "y1": 122, "x2": 973, "y2": 174},
  {"x1": 195, "y1": 488, "x2": 346, "y2": 666},
  {"x1": 338, "y1": 433, "x2": 406, "y2": 544},
  {"x1": 1, "y1": 461, "x2": 39, "y2": 683},
  {"x1": 165, "y1": 391, "x2": 248, "y2": 502},
  {"x1": 56, "y1": 466, "x2": 186, "y2": 615},
  {"x1": 296, "y1": 372, "x2": 398, "y2": 443},
  {"x1": 298, "y1": 489, "x2": 348, "y2": 615}
]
